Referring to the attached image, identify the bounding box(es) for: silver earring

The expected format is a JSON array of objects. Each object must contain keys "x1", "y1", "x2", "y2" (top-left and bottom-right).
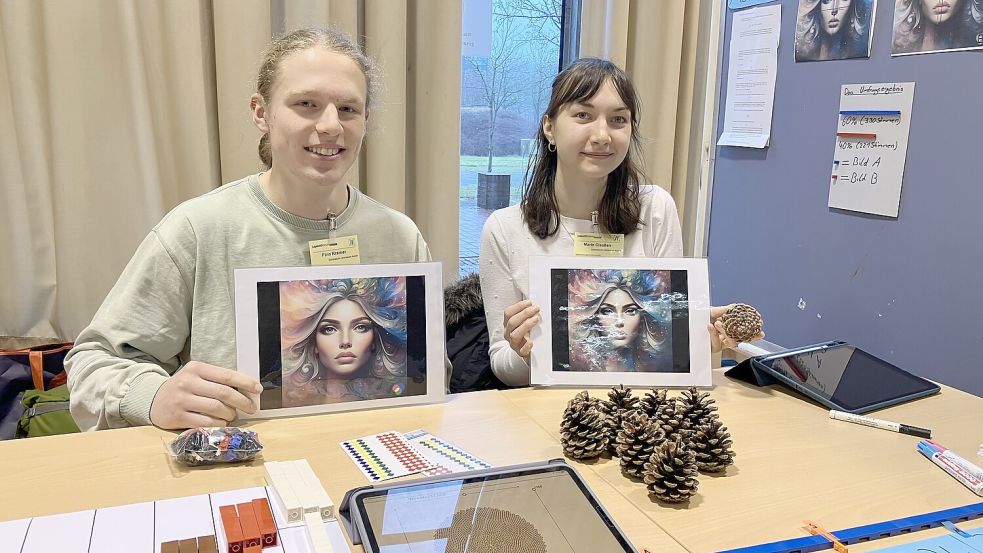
[{"x1": 547, "y1": 142, "x2": 556, "y2": 153}]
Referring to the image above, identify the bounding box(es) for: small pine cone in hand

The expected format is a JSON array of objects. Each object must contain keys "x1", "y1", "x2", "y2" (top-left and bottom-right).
[{"x1": 719, "y1": 303, "x2": 763, "y2": 342}]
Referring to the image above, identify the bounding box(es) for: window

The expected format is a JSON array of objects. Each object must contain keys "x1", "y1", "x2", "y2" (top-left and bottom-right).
[{"x1": 458, "y1": 0, "x2": 573, "y2": 277}]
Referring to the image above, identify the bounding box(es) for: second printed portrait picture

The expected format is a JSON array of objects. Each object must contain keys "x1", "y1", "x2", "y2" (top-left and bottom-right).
[
  {"x1": 795, "y1": 0, "x2": 876, "y2": 61},
  {"x1": 234, "y1": 264, "x2": 445, "y2": 418},
  {"x1": 528, "y1": 257, "x2": 712, "y2": 387}
]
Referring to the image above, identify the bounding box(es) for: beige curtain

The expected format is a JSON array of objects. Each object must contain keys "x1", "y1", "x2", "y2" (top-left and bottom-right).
[
  {"x1": 0, "y1": 0, "x2": 461, "y2": 343},
  {"x1": 580, "y1": 0, "x2": 714, "y2": 256}
]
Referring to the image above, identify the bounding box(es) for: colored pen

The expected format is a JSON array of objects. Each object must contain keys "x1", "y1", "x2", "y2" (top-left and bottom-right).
[
  {"x1": 922, "y1": 440, "x2": 983, "y2": 482},
  {"x1": 917, "y1": 442, "x2": 983, "y2": 496},
  {"x1": 802, "y1": 520, "x2": 848, "y2": 553},
  {"x1": 829, "y1": 410, "x2": 932, "y2": 438}
]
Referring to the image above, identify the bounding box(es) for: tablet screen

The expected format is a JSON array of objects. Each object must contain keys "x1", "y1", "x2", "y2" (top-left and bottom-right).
[
  {"x1": 353, "y1": 465, "x2": 635, "y2": 552},
  {"x1": 758, "y1": 344, "x2": 939, "y2": 412}
]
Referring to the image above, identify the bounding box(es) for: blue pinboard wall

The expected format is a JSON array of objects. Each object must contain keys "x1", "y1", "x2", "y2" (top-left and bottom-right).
[{"x1": 708, "y1": 0, "x2": 983, "y2": 395}]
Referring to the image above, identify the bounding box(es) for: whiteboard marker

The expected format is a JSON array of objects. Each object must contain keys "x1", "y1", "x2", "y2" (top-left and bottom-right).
[{"x1": 829, "y1": 410, "x2": 931, "y2": 438}]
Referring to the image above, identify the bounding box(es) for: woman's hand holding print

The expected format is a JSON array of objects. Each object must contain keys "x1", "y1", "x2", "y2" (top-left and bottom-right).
[{"x1": 503, "y1": 299, "x2": 541, "y2": 361}]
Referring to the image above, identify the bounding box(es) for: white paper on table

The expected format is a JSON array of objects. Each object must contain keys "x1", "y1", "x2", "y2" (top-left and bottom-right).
[
  {"x1": 717, "y1": 3, "x2": 782, "y2": 149},
  {"x1": 828, "y1": 82, "x2": 915, "y2": 218},
  {"x1": 21, "y1": 510, "x2": 95, "y2": 553},
  {"x1": 89, "y1": 502, "x2": 155, "y2": 553}
]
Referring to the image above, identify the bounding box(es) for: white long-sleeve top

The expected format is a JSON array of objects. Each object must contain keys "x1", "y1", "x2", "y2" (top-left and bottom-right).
[{"x1": 478, "y1": 185, "x2": 685, "y2": 386}]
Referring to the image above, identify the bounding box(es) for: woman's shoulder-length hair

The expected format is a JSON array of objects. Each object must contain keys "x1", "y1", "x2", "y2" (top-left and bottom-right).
[{"x1": 520, "y1": 58, "x2": 644, "y2": 239}]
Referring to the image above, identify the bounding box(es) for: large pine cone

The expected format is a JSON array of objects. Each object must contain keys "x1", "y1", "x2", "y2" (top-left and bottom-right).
[
  {"x1": 719, "y1": 303, "x2": 763, "y2": 342},
  {"x1": 692, "y1": 418, "x2": 735, "y2": 473},
  {"x1": 560, "y1": 396, "x2": 609, "y2": 460},
  {"x1": 605, "y1": 385, "x2": 640, "y2": 411},
  {"x1": 615, "y1": 410, "x2": 664, "y2": 478},
  {"x1": 639, "y1": 388, "x2": 669, "y2": 417},
  {"x1": 643, "y1": 437, "x2": 700, "y2": 503},
  {"x1": 654, "y1": 398, "x2": 691, "y2": 443},
  {"x1": 603, "y1": 385, "x2": 639, "y2": 456},
  {"x1": 678, "y1": 386, "x2": 719, "y2": 429}
]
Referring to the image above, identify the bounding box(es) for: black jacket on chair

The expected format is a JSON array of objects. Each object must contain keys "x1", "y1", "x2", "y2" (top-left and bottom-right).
[{"x1": 445, "y1": 274, "x2": 508, "y2": 393}]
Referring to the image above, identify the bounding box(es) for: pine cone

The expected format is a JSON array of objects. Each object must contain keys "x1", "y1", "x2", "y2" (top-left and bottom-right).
[
  {"x1": 692, "y1": 418, "x2": 735, "y2": 473},
  {"x1": 719, "y1": 303, "x2": 763, "y2": 342},
  {"x1": 644, "y1": 436, "x2": 700, "y2": 503},
  {"x1": 606, "y1": 385, "x2": 640, "y2": 411},
  {"x1": 603, "y1": 386, "x2": 640, "y2": 455},
  {"x1": 560, "y1": 397, "x2": 609, "y2": 460},
  {"x1": 654, "y1": 398, "x2": 691, "y2": 443},
  {"x1": 570, "y1": 390, "x2": 605, "y2": 410},
  {"x1": 615, "y1": 411, "x2": 664, "y2": 478},
  {"x1": 678, "y1": 386, "x2": 719, "y2": 429},
  {"x1": 639, "y1": 388, "x2": 669, "y2": 417}
]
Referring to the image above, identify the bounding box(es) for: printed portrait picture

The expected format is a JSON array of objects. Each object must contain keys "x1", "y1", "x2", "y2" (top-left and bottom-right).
[
  {"x1": 528, "y1": 257, "x2": 712, "y2": 388},
  {"x1": 234, "y1": 263, "x2": 444, "y2": 418},
  {"x1": 275, "y1": 277, "x2": 411, "y2": 407},
  {"x1": 559, "y1": 269, "x2": 682, "y2": 374},
  {"x1": 892, "y1": 0, "x2": 983, "y2": 55},
  {"x1": 795, "y1": 0, "x2": 875, "y2": 61}
]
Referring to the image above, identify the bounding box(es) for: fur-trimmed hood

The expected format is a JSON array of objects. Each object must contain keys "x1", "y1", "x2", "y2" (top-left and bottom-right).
[{"x1": 444, "y1": 273, "x2": 485, "y2": 327}]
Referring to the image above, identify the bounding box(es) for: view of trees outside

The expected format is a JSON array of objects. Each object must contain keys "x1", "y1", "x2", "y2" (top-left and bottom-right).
[{"x1": 459, "y1": 0, "x2": 563, "y2": 276}]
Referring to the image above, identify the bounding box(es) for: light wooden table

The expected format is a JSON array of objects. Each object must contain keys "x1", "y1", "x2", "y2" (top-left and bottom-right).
[
  {"x1": 0, "y1": 390, "x2": 684, "y2": 553},
  {"x1": 504, "y1": 368, "x2": 983, "y2": 552}
]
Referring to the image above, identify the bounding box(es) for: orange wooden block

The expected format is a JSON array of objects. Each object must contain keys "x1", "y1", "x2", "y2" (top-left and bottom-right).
[
  {"x1": 243, "y1": 545, "x2": 262, "y2": 553},
  {"x1": 251, "y1": 497, "x2": 278, "y2": 547},
  {"x1": 235, "y1": 501, "x2": 262, "y2": 548},
  {"x1": 219, "y1": 505, "x2": 244, "y2": 553}
]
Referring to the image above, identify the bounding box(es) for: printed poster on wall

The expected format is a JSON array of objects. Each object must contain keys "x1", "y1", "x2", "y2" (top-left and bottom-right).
[
  {"x1": 828, "y1": 82, "x2": 915, "y2": 218},
  {"x1": 892, "y1": 0, "x2": 983, "y2": 55}
]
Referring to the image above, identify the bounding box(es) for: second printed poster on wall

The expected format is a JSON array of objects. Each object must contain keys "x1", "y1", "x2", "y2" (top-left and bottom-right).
[{"x1": 892, "y1": 0, "x2": 983, "y2": 55}]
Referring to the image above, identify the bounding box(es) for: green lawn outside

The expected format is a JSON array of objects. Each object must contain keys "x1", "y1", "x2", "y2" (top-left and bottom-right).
[{"x1": 459, "y1": 155, "x2": 531, "y2": 200}]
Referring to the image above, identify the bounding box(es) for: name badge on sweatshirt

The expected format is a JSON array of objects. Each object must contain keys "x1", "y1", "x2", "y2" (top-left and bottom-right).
[
  {"x1": 309, "y1": 235, "x2": 361, "y2": 265},
  {"x1": 574, "y1": 232, "x2": 625, "y2": 256}
]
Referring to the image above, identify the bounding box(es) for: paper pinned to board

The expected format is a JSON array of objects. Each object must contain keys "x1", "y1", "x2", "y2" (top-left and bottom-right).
[
  {"x1": 717, "y1": 4, "x2": 782, "y2": 149},
  {"x1": 828, "y1": 83, "x2": 915, "y2": 218}
]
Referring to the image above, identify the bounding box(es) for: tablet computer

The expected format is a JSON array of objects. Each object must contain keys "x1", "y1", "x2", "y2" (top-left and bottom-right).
[
  {"x1": 751, "y1": 342, "x2": 940, "y2": 414},
  {"x1": 340, "y1": 459, "x2": 636, "y2": 553}
]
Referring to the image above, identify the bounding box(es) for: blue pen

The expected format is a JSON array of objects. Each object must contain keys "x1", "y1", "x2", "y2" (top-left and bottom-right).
[
  {"x1": 925, "y1": 439, "x2": 983, "y2": 482},
  {"x1": 918, "y1": 441, "x2": 983, "y2": 496}
]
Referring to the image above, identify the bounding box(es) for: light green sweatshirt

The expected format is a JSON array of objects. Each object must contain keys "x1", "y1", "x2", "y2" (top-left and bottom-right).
[{"x1": 66, "y1": 174, "x2": 430, "y2": 430}]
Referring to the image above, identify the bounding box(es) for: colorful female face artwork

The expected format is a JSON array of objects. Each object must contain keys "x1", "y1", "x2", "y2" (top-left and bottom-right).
[
  {"x1": 528, "y1": 257, "x2": 713, "y2": 388},
  {"x1": 559, "y1": 269, "x2": 681, "y2": 374},
  {"x1": 234, "y1": 263, "x2": 444, "y2": 419}
]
